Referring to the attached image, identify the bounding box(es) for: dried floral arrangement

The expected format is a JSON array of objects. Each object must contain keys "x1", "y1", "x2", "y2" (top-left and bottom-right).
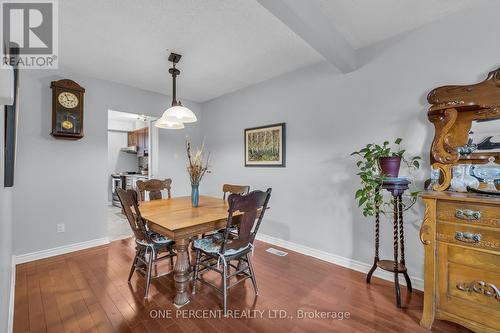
[{"x1": 186, "y1": 140, "x2": 210, "y2": 185}]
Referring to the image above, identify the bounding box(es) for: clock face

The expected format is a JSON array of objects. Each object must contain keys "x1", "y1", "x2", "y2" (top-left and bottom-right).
[{"x1": 58, "y1": 92, "x2": 79, "y2": 109}]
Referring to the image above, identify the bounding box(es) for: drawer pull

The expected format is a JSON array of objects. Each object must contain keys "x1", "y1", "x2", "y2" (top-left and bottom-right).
[
  {"x1": 457, "y1": 280, "x2": 500, "y2": 301},
  {"x1": 455, "y1": 209, "x2": 481, "y2": 221},
  {"x1": 455, "y1": 231, "x2": 481, "y2": 243}
]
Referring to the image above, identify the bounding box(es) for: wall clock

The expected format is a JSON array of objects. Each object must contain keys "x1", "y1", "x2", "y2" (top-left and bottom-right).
[{"x1": 50, "y1": 79, "x2": 85, "y2": 140}]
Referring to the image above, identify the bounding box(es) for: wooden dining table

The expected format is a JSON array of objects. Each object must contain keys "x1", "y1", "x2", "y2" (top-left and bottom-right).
[{"x1": 139, "y1": 195, "x2": 240, "y2": 307}]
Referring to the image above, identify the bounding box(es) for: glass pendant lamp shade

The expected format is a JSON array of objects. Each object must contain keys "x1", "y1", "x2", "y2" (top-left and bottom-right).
[
  {"x1": 154, "y1": 117, "x2": 185, "y2": 129},
  {"x1": 160, "y1": 104, "x2": 197, "y2": 123}
]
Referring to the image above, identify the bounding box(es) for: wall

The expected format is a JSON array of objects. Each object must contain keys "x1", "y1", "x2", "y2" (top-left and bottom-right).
[
  {"x1": 0, "y1": 108, "x2": 14, "y2": 333},
  {"x1": 201, "y1": 1, "x2": 500, "y2": 280},
  {"x1": 13, "y1": 70, "x2": 201, "y2": 255}
]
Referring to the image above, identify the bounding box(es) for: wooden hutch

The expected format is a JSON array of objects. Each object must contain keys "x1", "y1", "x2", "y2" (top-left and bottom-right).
[{"x1": 420, "y1": 68, "x2": 500, "y2": 332}]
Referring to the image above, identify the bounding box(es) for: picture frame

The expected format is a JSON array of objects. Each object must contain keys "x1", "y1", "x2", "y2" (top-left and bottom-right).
[{"x1": 244, "y1": 123, "x2": 286, "y2": 167}]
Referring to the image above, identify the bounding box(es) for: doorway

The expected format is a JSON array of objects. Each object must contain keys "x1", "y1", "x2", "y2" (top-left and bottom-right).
[{"x1": 107, "y1": 109, "x2": 158, "y2": 240}]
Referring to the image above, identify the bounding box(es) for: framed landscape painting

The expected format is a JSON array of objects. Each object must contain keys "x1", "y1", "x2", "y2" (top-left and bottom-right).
[{"x1": 245, "y1": 123, "x2": 286, "y2": 167}]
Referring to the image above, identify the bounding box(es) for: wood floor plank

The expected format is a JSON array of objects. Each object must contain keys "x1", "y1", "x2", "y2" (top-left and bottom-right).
[
  {"x1": 14, "y1": 238, "x2": 472, "y2": 333},
  {"x1": 26, "y1": 267, "x2": 47, "y2": 332},
  {"x1": 13, "y1": 267, "x2": 29, "y2": 333},
  {"x1": 38, "y1": 272, "x2": 64, "y2": 333},
  {"x1": 49, "y1": 262, "x2": 82, "y2": 333}
]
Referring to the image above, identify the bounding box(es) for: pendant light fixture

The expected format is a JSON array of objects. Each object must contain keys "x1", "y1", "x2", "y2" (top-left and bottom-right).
[
  {"x1": 156, "y1": 52, "x2": 197, "y2": 128},
  {"x1": 155, "y1": 118, "x2": 185, "y2": 129}
]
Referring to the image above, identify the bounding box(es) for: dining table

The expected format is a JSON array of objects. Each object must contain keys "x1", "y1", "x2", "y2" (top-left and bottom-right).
[{"x1": 138, "y1": 195, "x2": 241, "y2": 307}]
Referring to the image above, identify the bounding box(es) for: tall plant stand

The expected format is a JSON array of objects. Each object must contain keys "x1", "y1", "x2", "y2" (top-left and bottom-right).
[{"x1": 366, "y1": 178, "x2": 413, "y2": 308}]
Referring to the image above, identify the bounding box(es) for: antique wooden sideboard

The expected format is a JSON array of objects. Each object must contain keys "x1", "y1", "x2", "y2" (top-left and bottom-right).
[
  {"x1": 419, "y1": 68, "x2": 500, "y2": 332},
  {"x1": 420, "y1": 192, "x2": 500, "y2": 332}
]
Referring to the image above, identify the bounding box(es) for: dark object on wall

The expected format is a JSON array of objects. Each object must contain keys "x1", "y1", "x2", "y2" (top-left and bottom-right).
[
  {"x1": 244, "y1": 123, "x2": 286, "y2": 167},
  {"x1": 50, "y1": 79, "x2": 85, "y2": 140},
  {"x1": 4, "y1": 46, "x2": 19, "y2": 188},
  {"x1": 379, "y1": 156, "x2": 402, "y2": 177}
]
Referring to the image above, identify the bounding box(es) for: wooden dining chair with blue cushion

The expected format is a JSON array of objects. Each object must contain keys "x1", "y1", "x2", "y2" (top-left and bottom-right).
[
  {"x1": 191, "y1": 188, "x2": 272, "y2": 315},
  {"x1": 196, "y1": 183, "x2": 251, "y2": 241},
  {"x1": 116, "y1": 188, "x2": 176, "y2": 298},
  {"x1": 220, "y1": 184, "x2": 250, "y2": 237}
]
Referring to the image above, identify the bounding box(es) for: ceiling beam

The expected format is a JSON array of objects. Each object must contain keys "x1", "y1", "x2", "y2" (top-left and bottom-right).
[{"x1": 256, "y1": 0, "x2": 357, "y2": 73}]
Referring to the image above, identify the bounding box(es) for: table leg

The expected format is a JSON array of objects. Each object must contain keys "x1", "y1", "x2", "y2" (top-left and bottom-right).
[{"x1": 173, "y1": 238, "x2": 191, "y2": 307}]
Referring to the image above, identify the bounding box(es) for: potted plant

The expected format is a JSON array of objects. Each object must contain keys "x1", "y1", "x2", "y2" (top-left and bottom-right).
[
  {"x1": 351, "y1": 138, "x2": 421, "y2": 217},
  {"x1": 186, "y1": 140, "x2": 210, "y2": 207}
]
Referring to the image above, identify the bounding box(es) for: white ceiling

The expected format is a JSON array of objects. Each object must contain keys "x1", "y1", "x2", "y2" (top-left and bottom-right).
[
  {"x1": 59, "y1": 0, "x2": 478, "y2": 102},
  {"x1": 314, "y1": 0, "x2": 475, "y2": 50},
  {"x1": 59, "y1": 0, "x2": 322, "y2": 103}
]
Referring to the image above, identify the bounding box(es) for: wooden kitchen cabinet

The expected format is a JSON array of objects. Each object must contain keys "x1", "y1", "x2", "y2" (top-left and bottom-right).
[
  {"x1": 126, "y1": 127, "x2": 148, "y2": 156},
  {"x1": 143, "y1": 127, "x2": 149, "y2": 155},
  {"x1": 127, "y1": 131, "x2": 137, "y2": 147}
]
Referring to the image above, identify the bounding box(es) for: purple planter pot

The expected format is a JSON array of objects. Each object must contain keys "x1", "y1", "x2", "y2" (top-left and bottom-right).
[{"x1": 379, "y1": 156, "x2": 402, "y2": 178}]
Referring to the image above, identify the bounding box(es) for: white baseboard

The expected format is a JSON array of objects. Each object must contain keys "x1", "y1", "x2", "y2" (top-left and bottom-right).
[
  {"x1": 8, "y1": 260, "x2": 15, "y2": 333},
  {"x1": 256, "y1": 233, "x2": 424, "y2": 291},
  {"x1": 12, "y1": 237, "x2": 110, "y2": 265}
]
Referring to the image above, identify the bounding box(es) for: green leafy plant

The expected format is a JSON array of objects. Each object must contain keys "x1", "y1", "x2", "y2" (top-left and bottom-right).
[{"x1": 351, "y1": 138, "x2": 421, "y2": 217}]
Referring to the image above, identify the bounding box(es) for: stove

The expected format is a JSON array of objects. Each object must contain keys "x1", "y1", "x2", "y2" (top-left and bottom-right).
[{"x1": 111, "y1": 174, "x2": 126, "y2": 207}]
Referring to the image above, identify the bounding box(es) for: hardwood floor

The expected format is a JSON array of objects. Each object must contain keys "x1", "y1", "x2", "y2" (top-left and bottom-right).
[{"x1": 13, "y1": 238, "x2": 471, "y2": 333}]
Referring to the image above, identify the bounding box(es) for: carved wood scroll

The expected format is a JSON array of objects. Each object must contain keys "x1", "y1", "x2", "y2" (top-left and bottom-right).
[
  {"x1": 427, "y1": 67, "x2": 500, "y2": 190},
  {"x1": 457, "y1": 280, "x2": 500, "y2": 302}
]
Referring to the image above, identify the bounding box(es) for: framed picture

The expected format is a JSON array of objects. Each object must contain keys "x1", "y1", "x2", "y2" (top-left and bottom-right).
[{"x1": 245, "y1": 123, "x2": 286, "y2": 167}]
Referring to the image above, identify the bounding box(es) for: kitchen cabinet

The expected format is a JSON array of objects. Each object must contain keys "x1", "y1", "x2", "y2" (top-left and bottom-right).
[
  {"x1": 143, "y1": 127, "x2": 149, "y2": 155},
  {"x1": 127, "y1": 131, "x2": 137, "y2": 147},
  {"x1": 127, "y1": 127, "x2": 149, "y2": 156},
  {"x1": 137, "y1": 127, "x2": 149, "y2": 157}
]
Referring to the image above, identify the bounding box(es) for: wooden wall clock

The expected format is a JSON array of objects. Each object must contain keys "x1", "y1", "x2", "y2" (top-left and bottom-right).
[{"x1": 50, "y1": 79, "x2": 85, "y2": 140}]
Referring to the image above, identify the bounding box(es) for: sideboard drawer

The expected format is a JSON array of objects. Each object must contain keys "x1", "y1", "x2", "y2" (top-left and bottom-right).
[
  {"x1": 437, "y1": 244, "x2": 500, "y2": 331},
  {"x1": 437, "y1": 201, "x2": 500, "y2": 228},
  {"x1": 449, "y1": 263, "x2": 500, "y2": 309},
  {"x1": 437, "y1": 222, "x2": 500, "y2": 252}
]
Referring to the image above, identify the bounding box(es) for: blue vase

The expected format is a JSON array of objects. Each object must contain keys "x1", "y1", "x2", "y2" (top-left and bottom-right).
[{"x1": 191, "y1": 184, "x2": 199, "y2": 207}]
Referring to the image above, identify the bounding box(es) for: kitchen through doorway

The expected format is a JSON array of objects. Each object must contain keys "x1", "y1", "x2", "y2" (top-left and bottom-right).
[{"x1": 107, "y1": 109, "x2": 159, "y2": 240}]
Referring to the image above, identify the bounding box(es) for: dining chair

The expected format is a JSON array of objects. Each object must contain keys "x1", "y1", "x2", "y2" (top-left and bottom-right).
[
  {"x1": 222, "y1": 184, "x2": 250, "y2": 200},
  {"x1": 191, "y1": 188, "x2": 272, "y2": 316},
  {"x1": 136, "y1": 178, "x2": 172, "y2": 201},
  {"x1": 220, "y1": 184, "x2": 250, "y2": 238},
  {"x1": 116, "y1": 188, "x2": 176, "y2": 298}
]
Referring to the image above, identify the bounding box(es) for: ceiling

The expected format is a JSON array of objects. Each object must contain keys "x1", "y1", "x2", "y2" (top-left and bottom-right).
[
  {"x1": 59, "y1": 0, "x2": 478, "y2": 102},
  {"x1": 314, "y1": 0, "x2": 475, "y2": 50}
]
